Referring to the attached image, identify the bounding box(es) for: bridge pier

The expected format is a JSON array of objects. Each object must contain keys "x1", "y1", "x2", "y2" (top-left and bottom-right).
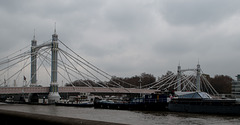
[{"x1": 48, "y1": 83, "x2": 60, "y2": 103}]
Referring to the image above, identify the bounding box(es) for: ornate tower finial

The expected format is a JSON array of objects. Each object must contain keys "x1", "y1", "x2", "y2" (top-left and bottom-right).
[
  {"x1": 33, "y1": 29, "x2": 36, "y2": 40},
  {"x1": 54, "y1": 22, "x2": 56, "y2": 34}
]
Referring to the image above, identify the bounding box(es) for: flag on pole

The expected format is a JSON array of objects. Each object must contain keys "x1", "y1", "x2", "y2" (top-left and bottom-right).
[{"x1": 23, "y1": 76, "x2": 26, "y2": 81}]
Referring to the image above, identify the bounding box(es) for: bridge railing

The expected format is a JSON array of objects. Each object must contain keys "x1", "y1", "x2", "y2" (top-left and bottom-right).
[{"x1": 0, "y1": 87, "x2": 156, "y2": 94}]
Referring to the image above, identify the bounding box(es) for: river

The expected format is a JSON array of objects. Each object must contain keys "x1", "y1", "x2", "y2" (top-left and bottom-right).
[{"x1": 0, "y1": 103, "x2": 239, "y2": 125}]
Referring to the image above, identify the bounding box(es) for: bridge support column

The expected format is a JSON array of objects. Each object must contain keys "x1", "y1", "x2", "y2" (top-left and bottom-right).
[
  {"x1": 48, "y1": 83, "x2": 60, "y2": 103},
  {"x1": 177, "y1": 65, "x2": 181, "y2": 91},
  {"x1": 196, "y1": 64, "x2": 201, "y2": 92},
  {"x1": 30, "y1": 35, "x2": 37, "y2": 86},
  {"x1": 48, "y1": 27, "x2": 60, "y2": 103}
]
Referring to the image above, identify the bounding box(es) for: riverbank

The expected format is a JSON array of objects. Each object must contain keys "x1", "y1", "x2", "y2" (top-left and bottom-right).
[
  {"x1": 0, "y1": 104, "x2": 239, "y2": 125},
  {"x1": 0, "y1": 109, "x2": 126, "y2": 125}
]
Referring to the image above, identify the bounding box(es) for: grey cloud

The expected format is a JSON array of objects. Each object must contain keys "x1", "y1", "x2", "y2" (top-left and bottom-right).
[
  {"x1": 159, "y1": 0, "x2": 240, "y2": 25},
  {"x1": 1, "y1": 0, "x2": 240, "y2": 85}
]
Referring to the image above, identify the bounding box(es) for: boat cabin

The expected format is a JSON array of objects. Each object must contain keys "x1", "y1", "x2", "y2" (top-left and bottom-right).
[{"x1": 174, "y1": 91, "x2": 212, "y2": 99}]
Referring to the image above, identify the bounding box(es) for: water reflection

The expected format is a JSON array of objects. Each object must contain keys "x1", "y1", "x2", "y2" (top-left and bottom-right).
[{"x1": 0, "y1": 104, "x2": 239, "y2": 125}]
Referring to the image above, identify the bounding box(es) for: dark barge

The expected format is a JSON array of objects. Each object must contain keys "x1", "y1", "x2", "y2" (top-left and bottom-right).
[
  {"x1": 94, "y1": 93, "x2": 169, "y2": 110},
  {"x1": 168, "y1": 91, "x2": 240, "y2": 115}
]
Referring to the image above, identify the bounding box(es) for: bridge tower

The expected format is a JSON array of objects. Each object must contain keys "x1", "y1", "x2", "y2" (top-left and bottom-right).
[
  {"x1": 48, "y1": 26, "x2": 61, "y2": 102},
  {"x1": 176, "y1": 63, "x2": 202, "y2": 92},
  {"x1": 30, "y1": 32, "x2": 37, "y2": 86},
  {"x1": 177, "y1": 65, "x2": 181, "y2": 91},
  {"x1": 196, "y1": 63, "x2": 201, "y2": 91}
]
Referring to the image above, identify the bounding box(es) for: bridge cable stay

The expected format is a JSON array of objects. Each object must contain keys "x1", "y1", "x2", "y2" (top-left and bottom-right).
[
  {"x1": 60, "y1": 50, "x2": 101, "y2": 90},
  {"x1": 38, "y1": 54, "x2": 51, "y2": 78},
  {"x1": 59, "y1": 47, "x2": 123, "y2": 88},
  {"x1": 153, "y1": 75, "x2": 174, "y2": 90},
  {"x1": 37, "y1": 48, "x2": 87, "y2": 88},
  {"x1": 14, "y1": 51, "x2": 32, "y2": 85},
  {"x1": 59, "y1": 49, "x2": 108, "y2": 88},
  {"x1": 38, "y1": 49, "x2": 100, "y2": 87},
  {"x1": 201, "y1": 76, "x2": 210, "y2": 94},
  {"x1": 39, "y1": 48, "x2": 96, "y2": 80},
  {"x1": 0, "y1": 44, "x2": 30, "y2": 62},
  {"x1": 0, "y1": 38, "x2": 136, "y2": 91},
  {"x1": 0, "y1": 47, "x2": 32, "y2": 86},
  {"x1": 146, "y1": 67, "x2": 218, "y2": 95},
  {"x1": 200, "y1": 74, "x2": 219, "y2": 95},
  {"x1": 58, "y1": 49, "x2": 106, "y2": 88},
  {"x1": 58, "y1": 39, "x2": 135, "y2": 89},
  {"x1": 144, "y1": 72, "x2": 175, "y2": 89},
  {"x1": 37, "y1": 50, "x2": 73, "y2": 87},
  {"x1": 58, "y1": 51, "x2": 74, "y2": 87},
  {"x1": 59, "y1": 50, "x2": 100, "y2": 88},
  {"x1": 58, "y1": 39, "x2": 114, "y2": 77},
  {"x1": 0, "y1": 52, "x2": 30, "y2": 66},
  {"x1": 200, "y1": 70, "x2": 219, "y2": 95},
  {"x1": 58, "y1": 47, "x2": 132, "y2": 92},
  {"x1": 176, "y1": 73, "x2": 196, "y2": 91},
  {"x1": 147, "y1": 73, "x2": 176, "y2": 89},
  {"x1": 162, "y1": 75, "x2": 178, "y2": 91},
  {"x1": 25, "y1": 47, "x2": 52, "y2": 86},
  {"x1": 181, "y1": 75, "x2": 197, "y2": 91},
  {"x1": 0, "y1": 54, "x2": 31, "y2": 77},
  {"x1": 0, "y1": 50, "x2": 31, "y2": 68},
  {"x1": 59, "y1": 48, "x2": 113, "y2": 86},
  {"x1": 0, "y1": 54, "x2": 34, "y2": 86},
  {"x1": 158, "y1": 74, "x2": 178, "y2": 90},
  {"x1": 60, "y1": 49, "x2": 130, "y2": 92},
  {"x1": 38, "y1": 46, "x2": 107, "y2": 88},
  {"x1": 7, "y1": 46, "x2": 51, "y2": 87},
  {"x1": 173, "y1": 73, "x2": 196, "y2": 90},
  {"x1": 59, "y1": 50, "x2": 92, "y2": 87}
]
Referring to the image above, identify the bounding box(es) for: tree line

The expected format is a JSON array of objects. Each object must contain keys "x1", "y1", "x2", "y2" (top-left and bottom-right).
[{"x1": 65, "y1": 72, "x2": 233, "y2": 94}]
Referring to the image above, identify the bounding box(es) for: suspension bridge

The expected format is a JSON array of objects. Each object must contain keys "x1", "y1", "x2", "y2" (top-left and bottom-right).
[{"x1": 0, "y1": 27, "x2": 218, "y2": 102}]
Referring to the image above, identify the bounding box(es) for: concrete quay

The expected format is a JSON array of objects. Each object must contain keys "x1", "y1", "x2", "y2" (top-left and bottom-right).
[{"x1": 0, "y1": 109, "x2": 126, "y2": 125}]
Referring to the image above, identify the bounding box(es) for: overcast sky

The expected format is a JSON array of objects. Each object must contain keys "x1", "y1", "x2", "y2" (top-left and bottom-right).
[{"x1": 1, "y1": 0, "x2": 240, "y2": 85}]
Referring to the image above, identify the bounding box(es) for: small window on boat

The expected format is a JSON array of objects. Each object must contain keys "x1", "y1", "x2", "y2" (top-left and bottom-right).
[{"x1": 192, "y1": 93, "x2": 201, "y2": 98}]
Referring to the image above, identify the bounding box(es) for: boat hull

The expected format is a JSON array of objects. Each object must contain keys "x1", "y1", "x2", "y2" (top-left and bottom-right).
[
  {"x1": 55, "y1": 102, "x2": 93, "y2": 107},
  {"x1": 94, "y1": 101, "x2": 168, "y2": 111},
  {"x1": 168, "y1": 99, "x2": 240, "y2": 115}
]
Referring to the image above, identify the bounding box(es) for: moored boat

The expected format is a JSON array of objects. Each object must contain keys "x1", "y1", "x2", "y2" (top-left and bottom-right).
[
  {"x1": 55, "y1": 101, "x2": 93, "y2": 107},
  {"x1": 55, "y1": 95, "x2": 94, "y2": 107},
  {"x1": 168, "y1": 91, "x2": 240, "y2": 115},
  {"x1": 94, "y1": 93, "x2": 169, "y2": 110}
]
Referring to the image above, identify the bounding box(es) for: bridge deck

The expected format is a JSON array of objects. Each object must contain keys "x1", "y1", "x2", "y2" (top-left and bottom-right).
[{"x1": 0, "y1": 87, "x2": 155, "y2": 94}]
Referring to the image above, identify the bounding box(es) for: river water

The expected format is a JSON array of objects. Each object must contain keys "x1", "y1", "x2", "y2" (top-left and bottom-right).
[{"x1": 0, "y1": 103, "x2": 239, "y2": 125}]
